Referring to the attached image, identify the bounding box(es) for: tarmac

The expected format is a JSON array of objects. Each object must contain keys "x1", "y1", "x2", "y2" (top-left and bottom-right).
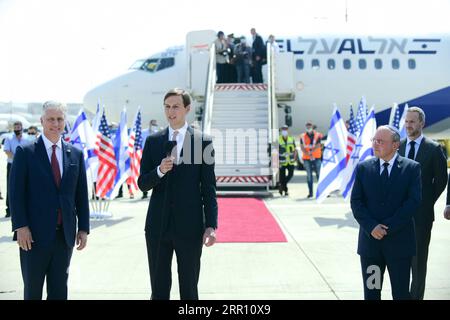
[{"x1": 0, "y1": 150, "x2": 449, "y2": 300}]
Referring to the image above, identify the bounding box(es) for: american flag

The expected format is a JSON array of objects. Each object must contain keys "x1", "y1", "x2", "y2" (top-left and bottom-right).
[
  {"x1": 345, "y1": 105, "x2": 357, "y2": 163},
  {"x1": 127, "y1": 109, "x2": 143, "y2": 191},
  {"x1": 391, "y1": 105, "x2": 401, "y2": 129},
  {"x1": 95, "y1": 111, "x2": 117, "y2": 198},
  {"x1": 354, "y1": 98, "x2": 367, "y2": 135}
]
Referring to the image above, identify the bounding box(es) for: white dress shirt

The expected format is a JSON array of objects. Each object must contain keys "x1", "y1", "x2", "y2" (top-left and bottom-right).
[
  {"x1": 41, "y1": 134, "x2": 63, "y2": 176},
  {"x1": 379, "y1": 154, "x2": 398, "y2": 177},
  {"x1": 405, "y1": 134, "x2": 423, "y2": 160}
]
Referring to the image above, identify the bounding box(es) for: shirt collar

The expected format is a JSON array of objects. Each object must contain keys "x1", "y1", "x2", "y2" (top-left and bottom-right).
[
  {"x1": 406, "y1": 134, "x2": 423, "y2": 146},
  {"x1": 381, "y1": 153, "x2": 398, "y2": 168},
  {"x1": 168, "y1": 122, "x2": 188, "y2": 140},
  {"x1": 42, "y1": 133, "x2": 62, "y2": 150}
]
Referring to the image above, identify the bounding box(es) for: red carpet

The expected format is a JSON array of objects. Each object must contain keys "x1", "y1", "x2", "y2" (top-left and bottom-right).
[{"x1": 216, "y1": 198, "x2": 287, "y2": 243}]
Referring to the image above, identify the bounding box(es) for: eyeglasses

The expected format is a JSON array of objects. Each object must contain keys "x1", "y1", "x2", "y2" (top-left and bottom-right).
[{"x1": 371, "y1": 138, "x2": 390, "y2": 145}]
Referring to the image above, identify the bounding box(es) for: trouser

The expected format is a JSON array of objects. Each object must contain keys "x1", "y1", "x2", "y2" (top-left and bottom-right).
[
  {"x1": 410, "y1": 220, "x2": 433, "y2": 300},
  {"x1": 303, "y1": 159, "x2": 321, "y2": 196},
  {"x1": 216, "y1": 63, "x2": 226, "y2": 83},
  {"x1": 279, "y1": 165, "x2": 295, "y2": 192},
  {"x1": 20, "y1": 229, "x2": 73, "y2": 300},
  {"x1": 360, "y1": 255, "x2": 412, "y2": 300},
  {"x1": 236, "y1": 64, "x2": 250, "y2": 83},
  {"x1": 252, "y1": 60, "x2": 263, "y2": 83},
  {"x1": 146, "y1": 232, "x2": 203, "y2": 300}
]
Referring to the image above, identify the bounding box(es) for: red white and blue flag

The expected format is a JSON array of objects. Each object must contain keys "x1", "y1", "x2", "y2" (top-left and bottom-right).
[{"x1": 127, "y1": 108, "x2": 143, "y2": 192}]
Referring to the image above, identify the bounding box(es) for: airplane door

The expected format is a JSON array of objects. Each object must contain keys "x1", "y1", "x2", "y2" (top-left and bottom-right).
[{"x1": 186, "y1": 30, "x2": 216, "y2": 98}]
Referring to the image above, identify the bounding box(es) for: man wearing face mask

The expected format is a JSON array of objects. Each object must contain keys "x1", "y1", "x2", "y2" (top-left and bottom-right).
[
  {"x1": 278, "y1": 125, "x2": 297, "y2": 196},
  {"x1": 3, "y1": 121, "x2": 30, "y2": 217},
  {"x1": 300, "y1": 121, "x2": 323, "y2": 198},
  {"x1": 26, "y1": 126, "x2": 39, "y2": 143}
]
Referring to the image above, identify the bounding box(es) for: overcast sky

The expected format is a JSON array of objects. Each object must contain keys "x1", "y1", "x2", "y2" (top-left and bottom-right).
[{"x1": 0, "y1": 0, "x2": 449, "y2": 102}]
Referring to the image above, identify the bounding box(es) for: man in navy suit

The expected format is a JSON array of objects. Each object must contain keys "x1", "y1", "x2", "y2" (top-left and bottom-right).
[
  {"x1": 398, "y1": 106, "x2": 448, "y2": 299},
  {"x1": 9, "y1": 101, "x2": 90, "y2": 300},
  {"x1": 351, "y1": 125, "x2": 421, "y2": 300},
  {"x1": 138, "y1": 88, "x2": 218, "y2": 300}
]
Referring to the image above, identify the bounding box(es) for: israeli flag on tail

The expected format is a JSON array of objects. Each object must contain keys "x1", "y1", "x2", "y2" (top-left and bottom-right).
[
  {"x1": 70, "y1": 109, "x2": 99, "y2": 186},
  {"x1": 109, "y1": 107, "x2": 131, "y2": 199},
  {"x1": 399, "y1": 103, "x2": 409, "y2": 139},
  {"x1": 316, "y1": 105, "x2": 348, "y2": 203},
  {"x1": 340, "y1": 107, "x2": 377, "y2": 200}
]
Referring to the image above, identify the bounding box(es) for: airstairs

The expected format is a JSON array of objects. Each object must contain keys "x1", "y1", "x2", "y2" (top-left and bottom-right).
[{"x1": 185, "y1": 30, "x2": 295, "y2": 195}]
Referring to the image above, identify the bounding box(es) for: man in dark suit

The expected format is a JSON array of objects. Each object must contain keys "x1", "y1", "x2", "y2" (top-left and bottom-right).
[
  {"x1": 398, "y1": 106, "x2": 448, "y2": 299},
  {"x1": 9, "y1": 101, "x2": 90, "y2": 300},
  {"x1": 138, "y1": 88, "x2": 218, "y2": 300},
  {"x1": 250, "y1": 28, "x2": 266, "y2": 83},
  {"x1": 351, "y1": 125, "x2": 422, "y2": 300}
]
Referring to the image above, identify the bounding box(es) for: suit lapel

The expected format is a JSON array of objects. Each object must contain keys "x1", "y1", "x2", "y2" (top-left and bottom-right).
[
  {"x1": 389, "y1": 155, "x2": 402, "y2": 186},
  {"x1": 179, "y1": 126, "x2": 194, "y2": 165},
  {"x1": 399, "y1": 139, "x2": 406, "y2": 157},
  {"x1": 36, "y1": 137, "x2": 57, "y2": 188},
  {"x1": 414, "y1": 137, "x2": 427, "y2": 164},
  {"x1": 61, "y1": 141, "x2": 71, "y2": 186}
]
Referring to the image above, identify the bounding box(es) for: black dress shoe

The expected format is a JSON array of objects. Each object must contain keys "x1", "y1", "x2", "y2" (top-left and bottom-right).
[
  {"x1": 5, "y1": 213, "x2": 10, "y2": 218},
  {"x1": 307, "y1": 194, "x2": 313, "y2": 198},
  {"x1": 141, "y1": 195, "x2": 148, "y2": 199}
]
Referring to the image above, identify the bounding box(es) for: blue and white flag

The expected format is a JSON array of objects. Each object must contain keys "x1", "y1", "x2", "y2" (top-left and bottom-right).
[
  {"x1": 390, "y1": 103, "x2": 401, "y2": 129},
  {"x1": 91, "y1": 100, "x2": 103, "y2": 133},
  {"x1": 340, "y1": 107, "x2": 377, "y2": 200},
  {"x1": 109, "y1": 107, "x2": 131, "y2": 199},
  {"x1": 70, "y1": 109, "x2": 99, "y2": 185},
  {"x1": 316, "y1": 104, "x2": 348, "y2": 203},
  {"x1": 399, "y1": 103, "x2": 409, "y2": 139}
]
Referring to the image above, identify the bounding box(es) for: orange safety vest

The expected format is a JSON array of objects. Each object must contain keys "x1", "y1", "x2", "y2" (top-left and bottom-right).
[{"x1": 301, "y1": 131, "x2": 322, "y2": 160}]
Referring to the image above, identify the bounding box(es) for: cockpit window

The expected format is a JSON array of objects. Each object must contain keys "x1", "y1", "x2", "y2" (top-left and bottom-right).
[
  {"x1": 129, "y1": 59, "x2": 146, "y2": 70},
  {"x1": 157, "y1": 58, "x2": 175, "y2": 71},
  {"x1": 129, "y1": 57, "x2": 175, "y2": 73}
]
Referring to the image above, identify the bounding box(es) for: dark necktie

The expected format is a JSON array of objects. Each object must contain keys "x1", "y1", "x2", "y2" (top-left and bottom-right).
[
  {"x1": 172, "y1": 131, "x2": 179, "y2": 164},
  {"x1": 408, "y1": 141, "x2": 416, "y2": 160},
  {"x1": 51, "y1": 145, "x2": 62, "y2": 225},
  {"x1": 381, "y1": 162, "x2": 390, "y2": 185}
]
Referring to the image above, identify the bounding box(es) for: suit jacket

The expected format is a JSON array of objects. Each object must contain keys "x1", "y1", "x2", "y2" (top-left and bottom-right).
[
  {"x1": 138, "y1": 126, "x2": 218, "y2": 240},
  {"x1": 9, "y1": 136, "x2": 90, "y2": 247},
  {"x1": 351, "y1": 156, "x2": 422, "y2": 259},
  {"x1": 252, "y1": 34, "x2": 266, "y2": 60},
  {"x1": 447, "y1": 176, "x2": 450, "y2": 206},
  {"x1": 399, "y1": 137, "x2": 448, "y2": 224}
]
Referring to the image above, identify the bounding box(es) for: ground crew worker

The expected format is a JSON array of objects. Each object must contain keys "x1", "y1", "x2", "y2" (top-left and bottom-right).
[
  {"x1": 300, "y1": 121, "x2": 322, "y2": 198},
  {"x1": 279, "y1": 125, "x2": 297, "y2": 196}
]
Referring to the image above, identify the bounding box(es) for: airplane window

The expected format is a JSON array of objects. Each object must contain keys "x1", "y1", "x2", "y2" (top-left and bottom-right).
[
  {"x1": 374, "y1": 59, "x2": 383, "y2": 70},
  {"x1": 129, "y1": 59, "x2": 146, "y2": 70},
  {"x1": 311, "y1": 59, "x2": 320, "y2": 70},
  {"x1": 343, "y1": 59, "x2": 351, "y2": 70},
  {"x1": 392, "y1": 59, "x2": 400, "y2": 70},
  {"x1": 327, "y1": 59, "x2": 335, "y2": 70},
  {"x1": 141, "y1": 58, "x2": 159, "y2": 73},
  {"x1": 358, "y1": 59, "x2": 367, "y2": 69},
  {"x1": 408, "y1": 59, "x2": 416, "y2": 69},
  {"x1": 157, "y1": 58, "x2": 175, "y2": 71},
  {"x1": 296, "y1": 59, "x2": 304, "y2": 70}
]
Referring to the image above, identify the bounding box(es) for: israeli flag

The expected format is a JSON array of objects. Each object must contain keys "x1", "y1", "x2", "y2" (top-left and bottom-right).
[
  {"x1": 340, "y1": 107, "x2": 377, "y2": 200},
  {"x1": 398, "y1": 103, "x2": 409, "y2": 139},
  {"x1": 109, "y1": 107, "x2": 131, "y2": 199},
  {"x1": 316, "y1": 105, "x2": 348, "y2": 203},
  {"x1": 70, "y1": 109, "x2": 99, "y2": 185}
]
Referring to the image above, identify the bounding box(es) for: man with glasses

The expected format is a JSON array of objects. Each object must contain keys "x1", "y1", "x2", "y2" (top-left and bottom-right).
[{"x1": 351, "y1": 125, "x2": 421, "y2": 300}]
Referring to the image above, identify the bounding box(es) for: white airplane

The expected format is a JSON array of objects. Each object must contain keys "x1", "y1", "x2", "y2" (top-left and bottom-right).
[{"x1": 83, "y1": 30, "x2": 450, "y2": 136}]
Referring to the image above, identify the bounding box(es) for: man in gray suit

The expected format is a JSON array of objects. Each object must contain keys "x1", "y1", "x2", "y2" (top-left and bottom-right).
[{"x1": 398, "y1": 106, "x2": 448, "y2": 300}]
